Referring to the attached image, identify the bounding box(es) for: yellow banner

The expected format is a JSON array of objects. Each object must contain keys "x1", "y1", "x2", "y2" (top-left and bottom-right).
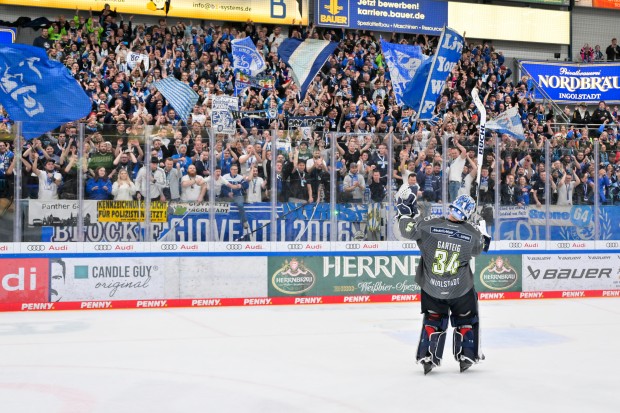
[
  {"x1": 97, "y1": 200, "x2": 168, "y2": 223},
  {"x1": 0, "y1": 0, "x2": 308, "y2": 25}
]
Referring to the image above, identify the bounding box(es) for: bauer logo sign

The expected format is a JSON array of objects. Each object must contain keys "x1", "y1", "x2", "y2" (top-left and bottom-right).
[
  {"x1": 268, "y1": 255, "x2": 421, "y2": 297},
  {"x1": 475, "y1": 255, "x2": 521, "y2": 292},
  {"x1": 522, "y1": 254, "x2": 620, "y2": 292}
]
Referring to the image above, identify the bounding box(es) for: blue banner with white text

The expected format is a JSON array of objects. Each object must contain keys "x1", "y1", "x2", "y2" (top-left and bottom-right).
[
  {"x1": 315, "y1": 0, "x2": 447, "y2": 35},
  {"x1": 409, "y1": 27, "x2": 464, "y2": 119},
  {"x1": 520, "y1": 61, "x2": 620, "y2": 103}
]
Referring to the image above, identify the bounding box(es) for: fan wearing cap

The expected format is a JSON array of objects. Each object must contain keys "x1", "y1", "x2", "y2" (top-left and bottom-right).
[
  {"x1": 571, "y1": 102, "x2": 591, "y2": 127},
  {"x1": 135, "y1": 156, "x2": 166, "y2": 202},
  {"x1": 31, "y1": 153, "x2": 62, "y2": 200},
  {"x1": 396, "y1": 192, "x2": 490, "y2": 375}
]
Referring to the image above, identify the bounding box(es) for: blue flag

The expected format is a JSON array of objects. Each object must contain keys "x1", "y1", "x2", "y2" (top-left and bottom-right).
[
  {"x1": 403, "y1": 27, "x2": 464, "y2": 120},
  {"x1": 380, "y1": 40, "x2": 430, "y2": 107},
  {"x1": 0, "y1": 43, "x2": 91, "y2": 139},
  {"x1": 278, "y1": 38, "x2": 338, "y2": 98},
  {"x1": 486, "y1": 106, "x2": 525, "y2": 140},
  {"x1": 232, "y1": 37, "x2": 267, "y2": 77},
  {"x1": 152, "y1": 77, "x2": 199, "y2": 125}
]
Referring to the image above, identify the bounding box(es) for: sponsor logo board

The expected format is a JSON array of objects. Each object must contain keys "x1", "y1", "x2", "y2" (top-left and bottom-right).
[
  {"x1": 522, "y1": 254, "x2": 620, "y2": 291},
  {"x1": 0, "y1": 258, "x2": 49, "y2": 303},
  {"x1": 268, "y1": 255, "x2": 421, "y2": 297}
]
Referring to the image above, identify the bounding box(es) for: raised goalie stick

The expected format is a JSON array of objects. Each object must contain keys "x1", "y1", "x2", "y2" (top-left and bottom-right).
[{"x1": 471, "y1": 86, "x2": 487, "y2": 210}]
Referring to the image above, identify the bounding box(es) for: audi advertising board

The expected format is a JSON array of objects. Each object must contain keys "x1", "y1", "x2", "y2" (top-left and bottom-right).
[
  {"x1": 522, "y1": 254, "x2": 620, "y2": 291},
  {"x1": 0, "y1": 259, "x2": 49, "y2": 303}
]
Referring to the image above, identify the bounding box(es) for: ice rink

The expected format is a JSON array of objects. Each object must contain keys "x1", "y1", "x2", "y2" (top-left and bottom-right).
[{"x1": 1, "y1": 298, "x2": 618, "y2": 413}]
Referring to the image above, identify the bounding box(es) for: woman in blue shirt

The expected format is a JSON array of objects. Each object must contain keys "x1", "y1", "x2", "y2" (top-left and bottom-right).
[{"x1": 86, "y1": 166, "x2": 112, "y2": 200}]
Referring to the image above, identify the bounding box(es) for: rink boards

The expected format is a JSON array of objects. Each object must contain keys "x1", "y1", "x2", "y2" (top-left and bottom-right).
[{"x1": 1, "y1": 241, "x2": 619, "y2": 312}]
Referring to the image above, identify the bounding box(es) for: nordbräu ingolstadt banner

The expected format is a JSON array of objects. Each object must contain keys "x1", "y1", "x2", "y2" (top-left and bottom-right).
[
  {"x1": 520, "y1": 61, "x2": 620, "y2": 103},
  {"x1": 315, "y1": 0, "x2": 447, "y2": 35}
]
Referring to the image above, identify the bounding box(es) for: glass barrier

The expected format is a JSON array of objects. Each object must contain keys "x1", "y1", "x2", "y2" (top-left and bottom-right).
[{"x1": 7, "y1": 120, "x2": 620, "y2": 244}]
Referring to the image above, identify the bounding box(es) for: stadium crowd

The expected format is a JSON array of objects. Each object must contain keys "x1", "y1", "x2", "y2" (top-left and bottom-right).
[{"x1": 2, "y1": 5, "x2": 620, "y2": 235}]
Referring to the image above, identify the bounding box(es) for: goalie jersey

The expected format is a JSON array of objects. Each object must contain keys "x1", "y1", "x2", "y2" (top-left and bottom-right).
[{"x1": 400, "y1": 216, "x2": 486, "y2": 299}]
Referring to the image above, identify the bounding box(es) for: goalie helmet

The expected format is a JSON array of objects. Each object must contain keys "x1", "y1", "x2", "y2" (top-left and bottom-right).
[{"x1": 449, "y1": 194, "x2": 475, "y2": 221}]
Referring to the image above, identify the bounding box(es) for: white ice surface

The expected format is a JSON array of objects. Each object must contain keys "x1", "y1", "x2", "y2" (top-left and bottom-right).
[{"x1": 0, "y1": 298, "x2": 618, "y2": 413}]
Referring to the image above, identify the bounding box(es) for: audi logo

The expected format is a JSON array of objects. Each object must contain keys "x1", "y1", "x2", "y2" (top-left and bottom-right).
[
  {"x1": 287, "y1": 244, "x2": 303, "y2": 250},
  {"x1": 27, "y1": 245, "x2": 46, "y2": 251},
  {"x1": 401, "y1": 243, "x2": 417, "y2": 249},
  {"x1": 508, "y1": 242, "x2": 522, "y2": 248},
  {"x1": 605, "y1": 242, "x2": 619, "y2": 248},
  {"x1": 556, "y1": 243, "x2": 571, "y2": 248},
  {"x1": 160, "y1": 244, "x2": 178, "y2": 251},
  {"x1": 226, "y1": 244, "x2": 243, "y2": 250},
  {"x1": 94, "y1": 245, "x2": 112, "y2": 251},
  {"x1": 345, "y1": 244, "x2": 361, "y2": 250}
]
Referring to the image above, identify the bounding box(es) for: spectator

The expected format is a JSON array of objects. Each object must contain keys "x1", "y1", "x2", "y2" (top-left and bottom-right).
[
  {"x1": 591, "y1": 101, "x2": 613, "y2": 125},
  {"x1": 307, "y1": 155, "x2": 330, "y2": 203},
  {"x1": 516, "y1": 176, "x2": 531, "y2": 206},
  {"x1": 246, "y1": 166, "x2": 266, "y2": 203},
  {"x1": 111, "y1": 169, "x2": 136, "y2": 201},
  {"x1": 598, "y1": 167, "x2": 612, "y2": 204},
  {"x1": 594, "y1": 45, "x2": 604, "y2": 62},
  {"x1": 32, "y1": 27, "x2": 52, "y2": 50},
  {"x1": 580, "y1": 44, "x2": 594, "y2": 63},
  {"x1": 161, "y1": 157, "x2": 182, "y2": 202},
  {"x1": 86, "y1": 166, "x2": 112, "y2": 200},
  {"x1": 556, "y1": 170, "x2": 577, "y2": 206},
  {"x1": 342, "y1": 162, "x2": 366, "y2": 203},
  {"x1": 531, "y1": 171, "x2": 555, "y2": 207},
  {"x1": 135, "y1": 157, "x2": 165, "y2": 201},
  {"x1": 500, "y1": 174, "x2": 520, "y2": 206},
  {"x1": 180, "y1": 164, "x2": 206, "y2": 202},
  {"x1": 368, "y1": 170, "x2": 386, "y2": 203},
  {"x1": 477, "y1": 166, "x2": 495, "y2": 204},
  {"x1": 571, "y1": 103, "x2": 591, "y2": 127},
  {"x1": 221, "y1": 164, "x2": 249, "y2": 228},
  {"x1": 574, "y1": 172, "x2": 594, "y2": 205},
  {"x1": 32, "y1": 155, "x2": 62, "y2": 200},
  {"x1": 446, "y1": 137, "x2": 467, "y2": 202},
  {"x1": 417, "y1": 164, "x2": 441, "y2": 203},
  {"x1": 606, "y1": 38, "x2": 620, "y2": 61}
]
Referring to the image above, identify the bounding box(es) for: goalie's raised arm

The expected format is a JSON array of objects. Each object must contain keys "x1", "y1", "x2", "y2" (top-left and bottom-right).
[{"x1": 396, "y1": 186, "x2": 421, "y2": 240}]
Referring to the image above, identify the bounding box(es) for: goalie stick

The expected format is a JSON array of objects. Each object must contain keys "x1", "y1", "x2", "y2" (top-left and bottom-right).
[{"x1": 471, "y1": 86, "x2": 487, "y2": 211}]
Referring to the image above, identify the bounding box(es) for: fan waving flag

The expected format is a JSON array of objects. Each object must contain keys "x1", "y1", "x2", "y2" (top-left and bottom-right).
[
  {"x1": 232, "y1": 37, "x2": 267, "y2": 77},
  {"x1": 278, "y1": 38, "x2": 338, "y2": 98},
  {"x1": 152, "y1": 77, "x2": 199, "y2": 125},
  {"x1": 0, "y1": 43, "x2": 91, "y2": 139},
  {"x1": 486, "y1": 106, "x2": 526, "y2": 140},
  {"x1": 381, "y1": 40, "x2": 431, "y2": 107}
]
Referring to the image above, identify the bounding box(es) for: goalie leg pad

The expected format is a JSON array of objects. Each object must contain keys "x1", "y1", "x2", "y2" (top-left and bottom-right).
[
  {"x1": 416, "y1": 312, "x2": 449, "y2": 367},
  {"x1": 451, "y1": 313, "x2": 481, "y2": 363}
]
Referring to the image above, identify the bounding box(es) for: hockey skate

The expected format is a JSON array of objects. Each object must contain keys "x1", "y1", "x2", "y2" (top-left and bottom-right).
[
  {"x1": 459, "y1": 358, "x2": 473, "y2": 373},
  {"x1": 422, "y1": 360, "x2": 434, "y2": 375}
]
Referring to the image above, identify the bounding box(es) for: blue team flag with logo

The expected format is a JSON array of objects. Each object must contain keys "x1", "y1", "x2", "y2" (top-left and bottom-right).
[
  {"x1": 381, "y1": 40, "x2": 431, "y2": 107},
  {"x1": 278, "y1": 38, "x2": 338, "y2": 98},
  {"x1": 152, "y1": 77, "x2": 199, "y2": 125},
  {"x1": 232, "y1": 37, "x2": 267, "y2": 77},
  {"x1": 403, "y1": 27, "x2": 464, "y2": 119},
  {"x1": 0, "y1": 43, "x2": 91, "y2": 139},
  {"x1": 486, "y1": 106, "x2": 525, "y2": 140}
]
